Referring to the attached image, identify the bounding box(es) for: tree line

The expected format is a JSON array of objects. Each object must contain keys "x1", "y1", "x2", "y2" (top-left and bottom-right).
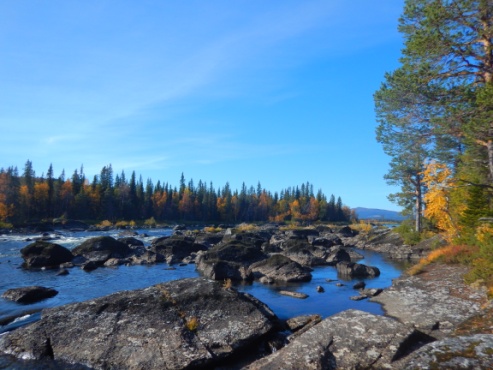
[{"x1": 0, "y1": 160, "x2": 352, "y2": 226}]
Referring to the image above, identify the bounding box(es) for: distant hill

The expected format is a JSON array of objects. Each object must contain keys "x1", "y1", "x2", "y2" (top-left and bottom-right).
[{"x1": 353, "y1": 207, "x2": 407, "y2": 221}]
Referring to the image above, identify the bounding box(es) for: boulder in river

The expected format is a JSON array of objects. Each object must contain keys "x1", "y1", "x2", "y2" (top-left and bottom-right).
[
  {"x1": 336, "y1": 261, "x2": 380, "y2": 278},
  {"x1": 117, "y1": 236, "x2": 144, "y2": 248},
  {"x1": 325, "y1": 246, "x2": 351, "y2": 265},
  {"x1": 2, "y1": 286, "x2": 58, "y2": 304},
  {"x1": 311, "y1": 234, "x2": 342, "y2": 248},
  {"x1": 130, "y1": 250, "x2": 165, "y2": 265},
  {"x1": 0, "y1": 278, "x2": 278, "y2": 369},
  {"x1": 280, "y1": 239, "x2": 328, "y2": 266},
  {"x1": 249, "y1": 254, "x2": 312, "y2": 282},
  {"x1": 151, "y1": 235, "x2": 207, "y2": 265},
  {"x1": 71, "y1": 236, "x2": 132, "y2": 265},
  {"x1": 195, "y1": 241, "x2": 267, "y2": 281},
  {"x1": 20, "y1": 241, "x2": 74, "y2": 269},
  {"x1": 278, "y1": 290, "x2": 308, "y2": 299}
]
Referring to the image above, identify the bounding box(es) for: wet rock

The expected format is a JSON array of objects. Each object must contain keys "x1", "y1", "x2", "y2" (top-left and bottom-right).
[
  {"x1": 278, "y1": 291, "x2": 308, "y2": 299},
  {"x1": 194, "y1": 232, "x2": 224, "y2": 248},
  {"x1": 130, "y1": 250, "x2": 165, "y2": 265},
  {"x1": 195, "y1": 241, "x2": 267, "y2": 281},
  {"x1": 353, "y1": 281, "x2": 366, "y2": 290},
  {"x1": 117, "y1": 230, "x2": 138, "y2": 237},
  {"x1": 259, "y1": 276, "x2": 274, "y2": 284},
  {"x1": 336, "y1": 261, "x2": 380, "y2": 278},
  {"x1": 104, "y1": 258, "x2": 128, "y2": 267},
  {"x1": 280, "y1": 239, "x2": 327, "y2": 266},
  {"x1": 221, "y1": 231, "x2": 271, "y2": 249},
  {"x1": 268, "y1": 234, "x2": 286, "y2": 251},
  {"x1": 249, "y1": 254, "x2": 312, "y2": 283},
  {"x1": 311, "y1": 234, "x2": 342, "y2": 248},
  {"x1": 2, "y1": 286, "x2": 58, "y2": 304},
  {"x1": 350, "y1": 295, "x2": 367, "y2": 301},
  {"x1": 360, "y1": 288, "x2": 383, "y2": 298},
  {"x1": 316, "y1": 285, "x2": 325, "y2": 293},
  {"x1": 346, "y1": 248, "x2": 365, "y2": 260},
  {"x1": 81, "y1": 261, "x2": 98, "y2": 271},
  {"x1": 56, "y1": 269, "x2": 69, "y2": 276},
  {"x1": 117, "y1": 236, "x2": 144, "y2": 248},
  {"x1": 72, "y1": 236, "x2": 132, "y2": 265},
  {"x1": 20, "y1": 241, "x2": 74, "y2": 269},
  {"x1": 53, "y1": 219, "x2": 89, "y2": 230},
  {"x1": 181, "y1": 255, "x2": 195, "y2": 264},
  {"x1": 59, "y1": 262, "x2": 74, "y2": 269},
  {"x1": 285, "y1": 314, "x2": 322, "y2": 334},
  {"x1": 325, "y1": 246, "x2": 351, "y2": 266},
  {"x1": 0, "y1": 278, "x2": 278, "y2": 370},
  {"x1": 150, "y1": 235, "x2": 169, "y2": 245},
  {"x1": 173, "y1": 224, "x2": 186, "y2": 231},
  {"x1": 151, "y1": 235, "x2": 207, "y2": 265}
]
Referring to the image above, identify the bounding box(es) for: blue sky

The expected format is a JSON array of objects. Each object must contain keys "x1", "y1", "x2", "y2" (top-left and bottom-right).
[{"x1": 0, "y1": 0, "x2": 404, "y2": 211}]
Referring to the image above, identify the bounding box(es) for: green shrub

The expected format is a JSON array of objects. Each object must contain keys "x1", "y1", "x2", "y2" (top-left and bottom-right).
[
  {"x1": 394, "y1": 220, "x2": 422, "y2": 245},
  {"x1": 144, "y1": 217, "x2": 157, "y2": 227},
  {"x1": 0, "y1": 221, "x2": 13, "y2": 229}
]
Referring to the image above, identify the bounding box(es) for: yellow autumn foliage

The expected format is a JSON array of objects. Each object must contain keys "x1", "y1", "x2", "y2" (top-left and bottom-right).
[
  {"x1": 351, "y1": 220, "x2": 372, "y2": 233},
  {"x1": 475, "y1": 223, "x2": 493, "y2": 244},
  {"x1": 422, "y1": 162, "x2": 463, "y2": 240}
]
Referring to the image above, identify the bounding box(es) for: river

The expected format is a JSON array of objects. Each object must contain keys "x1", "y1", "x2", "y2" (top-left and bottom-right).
[{"x1": 0, "y1": 228, "x2": 406, "y2": 334}]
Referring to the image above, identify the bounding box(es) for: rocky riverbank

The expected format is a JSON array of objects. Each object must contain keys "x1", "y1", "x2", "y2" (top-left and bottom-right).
[
  {"x1": 246, "y1": 262, "x2": 492, "y2": 369},
  {"x1": 1, "y1": 263, "x2": 491, "y2": 369},
  {"x1": 1, "y1": 224, "x2": 492, "y2": 368}
]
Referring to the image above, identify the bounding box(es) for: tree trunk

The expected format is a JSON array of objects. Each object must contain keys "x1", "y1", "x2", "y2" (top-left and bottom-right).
[
  {"x1": 415, "y1": 176, "x2": 422, "y2": 233},
  {"x1": 488, "y1": 136, "x2": 493, "y2": 184}
]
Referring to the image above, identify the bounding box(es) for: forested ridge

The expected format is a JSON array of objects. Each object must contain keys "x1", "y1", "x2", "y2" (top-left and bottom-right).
[
  {"x1": 375, "y1": 0, "x2": 493, "y2": 294},
  {"x1": 0, "y1": 160, "x2": 351, "y2": 226}
]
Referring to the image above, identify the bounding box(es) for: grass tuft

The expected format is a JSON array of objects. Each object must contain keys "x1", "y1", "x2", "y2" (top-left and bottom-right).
[
  {"x1": 223, "y1": 278, "x2": 233, "y2": 289},
  {"x1": 185, "y1": 317, "x2": 199, "y2": 332}
]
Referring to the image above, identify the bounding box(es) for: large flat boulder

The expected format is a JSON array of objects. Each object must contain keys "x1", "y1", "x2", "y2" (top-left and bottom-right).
[
  {"x1": 371, "y1": 264, "x2": 487, "y2": 335},
  {"x1": 246, "y1": 309, "x2": 433, "y2": 370},
  {"x1": 0, "y1": 278, "x2": 277, "y2": 369}
]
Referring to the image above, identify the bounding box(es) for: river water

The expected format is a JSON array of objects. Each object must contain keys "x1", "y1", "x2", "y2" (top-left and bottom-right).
[{"x1": 0, "y1": 228, "x2": 405, "y2": 335}]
